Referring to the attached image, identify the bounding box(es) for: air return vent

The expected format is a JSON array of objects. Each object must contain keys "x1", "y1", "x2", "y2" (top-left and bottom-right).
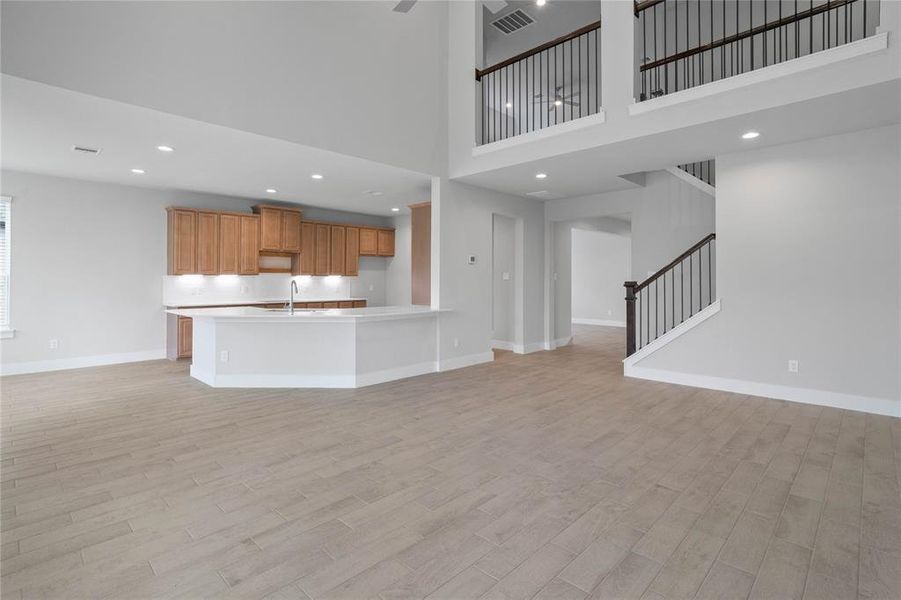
[
  {"x1": 491, "y1": 9, "x2": 534, "y2": 35},
  {"x1": 72, "y1": 145, "x2": 101, "y2": 155}
]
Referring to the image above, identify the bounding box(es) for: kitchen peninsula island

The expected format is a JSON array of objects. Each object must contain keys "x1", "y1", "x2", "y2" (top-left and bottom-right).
[{"x1": 166, "y1": 305, "x2": 446, "y2": 388}]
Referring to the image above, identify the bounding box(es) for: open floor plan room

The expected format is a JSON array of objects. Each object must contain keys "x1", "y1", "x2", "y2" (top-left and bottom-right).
[{"x1": 2, "y1": 0, "x2": 900, "y2": 598}]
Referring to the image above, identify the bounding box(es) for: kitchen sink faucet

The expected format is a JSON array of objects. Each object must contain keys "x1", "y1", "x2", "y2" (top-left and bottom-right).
[{"x1": 289, "y1": 280, "x2": 299, "y2": 315}]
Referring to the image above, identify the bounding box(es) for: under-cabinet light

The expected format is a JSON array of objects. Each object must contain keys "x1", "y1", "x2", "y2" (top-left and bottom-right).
[{"x1": 742, "y1": 131, "x2": 760, "y2": 139}]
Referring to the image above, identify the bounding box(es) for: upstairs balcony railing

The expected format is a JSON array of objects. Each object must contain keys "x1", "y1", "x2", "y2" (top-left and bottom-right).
[
  {"x1": 476, "y1": 20, "x2": 601, "y2": 145},
  {"x1": 678, "y1": 159, "x2": 716, "y2": 186},
  {"x1": 635, "y1": 0, "x2": 882, "y2": 101}
]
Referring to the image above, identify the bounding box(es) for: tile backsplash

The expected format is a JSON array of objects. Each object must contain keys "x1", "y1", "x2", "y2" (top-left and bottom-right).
[{"x1": 163, "y1": 262, "x2": 387, "y2": 307}]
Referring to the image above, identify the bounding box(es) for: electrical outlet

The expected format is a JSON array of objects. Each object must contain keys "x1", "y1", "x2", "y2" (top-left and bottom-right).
[
  {"x1": 220, "y1": 350, "x2": 229, "y2": 363},
  {"x1": 241, "y1": 285, "x2": 250, "y2": 295},
  {"x1": 502, "y1": 272, "x2": 510, "y2": 281},
  {"x1": 369, "y1": 284, "x2": 374, "y2": 291},
  {"x1": 788, "y1": 360, "x2": 799, "y2": 373},
  {"x1": 48, "y1": 338, "x2": 59, "y2": 350},
  {"x1": 607, "y1": 309, "x2": 613, "y2": 316},
  {"x1": 453, "y1": 337, "x2": 460, "y2": 349}
]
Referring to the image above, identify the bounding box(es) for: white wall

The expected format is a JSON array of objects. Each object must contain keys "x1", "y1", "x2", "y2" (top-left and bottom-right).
[
  {"x1": 386, "y1": 214, "x2": 412, "y2": 307},
  {"x1": 433, "y1": 177, "x2": 546, "y2": 363},
  {"x1": 571, "y1": 228, "x2": 631, "y2": 326},
  {"x1": 548, "y1": 170, "x2": 715, "y2": 343},
  {"x1": 636, "y1": 125, "x2": 901, "y2": 414},
  {"x1": 491, "y1": 213, "x2": 517, "y2": 345},
  {"x1": 0, "y1": 170, "x2": 402, "y2": 372},
  {"x1": 0, "y1": 1, "x2": 449, "y2": 175}
]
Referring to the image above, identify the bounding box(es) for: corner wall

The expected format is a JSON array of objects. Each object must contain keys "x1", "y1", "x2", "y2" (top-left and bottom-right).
[{"x1": 633, "y1": 125, "x2": 901, "y2": 416}]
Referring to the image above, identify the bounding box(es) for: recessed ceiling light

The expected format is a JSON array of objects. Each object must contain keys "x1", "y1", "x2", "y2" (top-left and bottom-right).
[
  {"x1": 265, "y1": 188, "x2": 277, "y2": 194},
  {"x1": 505, "y1": 102, "x2": 512, "y2": 108},
  {"x1": 367, "y1": 190, "x2": 384, "y2": 196},
  {"x1": 157, "y1": 145, "x2": 174, "y2": 152},
  {"x1": 130, "y1": 168, "x2": 145, "y2": 174},
  {"x1": 554, "y1": 99, "x2": 563, "y2": 106},
  {"x1": 742, "y1": 131, "x2": 760, "y2": 139},
  {"x1": 311, "y1": 174, "x2": 324, "y2": 180},
  {"x1": 391, "y1": 207, "x2": 400, "y2": 212},
  {"x1": 536, "y1": 0, "x2": 546, "y2": 6},
  {"x1": 535, "y1": 173, "x2": 547, "y2": 179}
]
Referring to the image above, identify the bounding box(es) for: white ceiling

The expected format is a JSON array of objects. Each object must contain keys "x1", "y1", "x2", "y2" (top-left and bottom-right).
[{"x1": 0, "y1": 76, "x2": 431, "y2": 216}]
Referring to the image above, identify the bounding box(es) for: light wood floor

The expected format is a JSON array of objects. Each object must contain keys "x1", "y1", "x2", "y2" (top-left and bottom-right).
[{"x1": 1, "y1": 325, "x2": 899, "y2": 600}]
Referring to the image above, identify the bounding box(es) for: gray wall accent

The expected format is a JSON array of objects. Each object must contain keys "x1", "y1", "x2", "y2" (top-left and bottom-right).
[
  {"x1": 572, "y1": 228, "x2": 631, "y2": 324},
  {"x1": 638, "y1": 125, "x2": 901, "y2": 405}
]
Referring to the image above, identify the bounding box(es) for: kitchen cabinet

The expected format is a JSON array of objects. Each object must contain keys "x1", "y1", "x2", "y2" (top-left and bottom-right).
[
  {"x1": 359, "y1": 228, "x2": 378, "y2": 256},
  {"x1": 410, "y1": 202, "x2": 431, "y2": 305},
  {"x1": 377, "y1": 229, "x2": 395, "y2": 256},
  {"x1": 295, "y1": 221, "x2": 316, "y2": 275},
  {"x1": 167, "y1": 208, "x2": 197, "y2": 275},
  {"x1": 329, "y1": 226, "x2": 346, "y2": 276},
  {"x1": 344, "y1": 227, "x2": 360, "y2": 276},
  {"x1": 353, "y1": 300, "x2": 366, "y2": 308},
  {"x1": 196, "y1": 211, "x2": 219, "y2": 275},
  {"x1": 177, "y1": 317, "x2": 193, "y2": 358},
  {"x1": 322, "y1": 302, "x2": 339, "y2": 308},
  {"x1": 314, "y1": 224, "x2": 331, "y2": 275},
  {"x1": 253, "y1": 205, "x2": 303, "y2": 253},
  {"x1": 239, "y1": 214, "x2": 260, "y2": 275},
  {"x1": 218, "y1": 213, "x2": 240, "y2": 274}
]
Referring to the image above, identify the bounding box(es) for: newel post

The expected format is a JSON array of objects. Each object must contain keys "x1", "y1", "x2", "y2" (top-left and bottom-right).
[{"x1": 624, "y1": 281, "x2": 638, "y2": 357}]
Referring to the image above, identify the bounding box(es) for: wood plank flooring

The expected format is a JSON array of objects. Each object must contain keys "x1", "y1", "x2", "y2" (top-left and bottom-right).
[{"x1": 1, "y1": 325, "x2": 899, "y2": 599}]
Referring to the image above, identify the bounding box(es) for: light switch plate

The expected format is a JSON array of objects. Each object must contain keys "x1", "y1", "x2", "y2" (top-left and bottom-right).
[
  {"x1": 502, "y1": 272, "x2": 510, "y2": 281},
  {"x1": 788, "y1": 360, "x2": 799, "y2": 373},
  {"x1": 220, "y1": 350, "x2": 229, "y2": 363}
]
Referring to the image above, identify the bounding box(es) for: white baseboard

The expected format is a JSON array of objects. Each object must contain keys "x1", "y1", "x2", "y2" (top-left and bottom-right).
[
  {"x1": 437, "y1": 351, "x2": 495, "y2": 373},
  {"x1": 355, "y1": 361, "x2": 439, "y2": 387},
  {"x1": 1, "y1": 349, "x2": 167, "y2": 376},
  {"x1": 572, "y1": 318, "x2": 626, "y2": 328},
  {"x1": 544, "y1": 336, "x2": 572, "y2": 350},
  {"x1": 192, "y1": 360, "x2": 439, "y2": 389},
  {"x1": 491, "y1": 339, "x2": 515, "y2": 352},
  {"x1": 623, "y1": 300, "x2": 721, "y2": 367},
  {"x1": 624, "y1": 364, "x2": 900, "y2": 418}
]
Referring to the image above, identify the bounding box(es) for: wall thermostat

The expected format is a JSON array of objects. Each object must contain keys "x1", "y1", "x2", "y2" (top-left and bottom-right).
[{"x1": 467, "y1": 255, "x2": 477, "y2": 265}]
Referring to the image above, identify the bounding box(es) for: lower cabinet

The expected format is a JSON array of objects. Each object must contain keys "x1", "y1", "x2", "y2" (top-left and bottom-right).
[{"x1": 177, "y1": 317, "x2": 193, "y2": 358}]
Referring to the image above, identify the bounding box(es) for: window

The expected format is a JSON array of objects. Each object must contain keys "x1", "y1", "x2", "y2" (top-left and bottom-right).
[{"x1": 0, "y1": 197, "x2": 10, "y2": 335}]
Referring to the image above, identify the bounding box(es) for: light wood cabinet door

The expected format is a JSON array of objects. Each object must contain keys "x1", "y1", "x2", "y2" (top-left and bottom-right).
[
  {"x1": 359, "y1": 228, "x2": 378, "y2": 256},
  {"x1": 196, "y1": 211, "x2": 219, "y2": 275},
  {"x1": 322, "y1": 301, "x2": 339, "y2": 308},
  {"x1": 344, "y1": 226, "x2": 360, "y2": 276},
  {"x1": 314, "y1": 224, "x2": 331, "y2": 275},
  {"x1": 218, "y1": 214, "x2": 240, "y2": 274},
  {"x1": 239, "y1": 215, "x2": 260, "y2": 275},
  {"x1": 410, "y1": 203, "x2": 431, "y2": 305},
  {"x1": 177, "y1": 317, "x2": 193, "y2": 358},
  {"x1": 329, "y1": 226, "x2": 346, "y2": 275},
  {"x1": 258, "y1": 206, "x2": 282, "y2": 251},
  {"x1": 167, "y1": 208, "x2": 196, "y2": 274},
  {"x1": 295, "y1": 222, "x2": 315, "y2": 275},
  {"x1": 352, "y1": 300, "x2": 367, "y2": 308},
  {"x1": 377, "y1": 229, "x2": 395, "y2": 256},
  {"x1": 282, "y1": 210, "x2": 302, "y2": 253}
]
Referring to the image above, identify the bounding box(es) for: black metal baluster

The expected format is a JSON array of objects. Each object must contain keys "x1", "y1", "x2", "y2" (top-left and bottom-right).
[
  {"x1": 708, "y1": 240, "x2": 713, "y2": 305},
  {"x1": 697, "y1": 248, "x2": 702, "y2": 313},
  {"x1": 578, "y1": 33, "x2": 582, "y2": 119},
  {"x1": 595, "y1": 28, "x2": 599, "y2": 110}
]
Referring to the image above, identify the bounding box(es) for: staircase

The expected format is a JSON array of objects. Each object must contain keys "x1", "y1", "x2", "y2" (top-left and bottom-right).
[{"x1": 624, "y1": 233, "x2": 717, "y2": 357}]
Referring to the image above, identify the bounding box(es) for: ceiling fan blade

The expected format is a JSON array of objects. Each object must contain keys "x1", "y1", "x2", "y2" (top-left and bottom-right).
[{"x1": 393, "y1": 0, "x2": 416, "y2": 13}]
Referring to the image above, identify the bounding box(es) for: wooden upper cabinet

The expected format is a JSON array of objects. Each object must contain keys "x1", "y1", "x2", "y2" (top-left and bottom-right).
[
  {"x1": 359, "y1": 228, "x2": 378, "y2": 256},
  {"x1": 218, "y1": 213, "x2": 240, "y2": 274},
  {"x1": 314, "y1": 224, "x2": 331, "y2": 275},
  {"x1": 282, "y1": 210, "x2": 302, "y2": 253},
  {"x1": 329, "y1": 226, "x2": 346, "y2": 276},
  {"x1": 345, "y1": 226, "x2": 360, "y2": 276},
  {"x1": 253, "y1": 205, "x2": 303, "y2": 253},
  {"x1": 410, "y1": 202, "x2": 431, "y2": 305},
  {"x1": 196, "y1": 211, "x2": 219, "y2": 275},
  {"x1": 239, "y1": 215, "x2": 260, "y2": 275},
  {"x1": 257, "y1": 206, "x2": 282, "y2": 251},
  {"x1": 167, "y1": 208, "x2": 197, "y2": 275},
  {"x1": 377, "y1": 229, "x2": 395, "y2": 256},
  {"x1": 295, "y1": 221, "x2": 316, "y2": 275}
]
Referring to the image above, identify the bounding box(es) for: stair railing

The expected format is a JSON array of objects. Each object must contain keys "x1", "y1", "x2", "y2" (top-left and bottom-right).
[{"x1": 624, "y1": 233, "x2": 716, "y2": 356}]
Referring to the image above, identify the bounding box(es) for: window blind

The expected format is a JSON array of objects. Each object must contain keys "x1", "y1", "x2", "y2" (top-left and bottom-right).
[{"x1": 0, "y1": 199, "x2": 9, "y2": 328}]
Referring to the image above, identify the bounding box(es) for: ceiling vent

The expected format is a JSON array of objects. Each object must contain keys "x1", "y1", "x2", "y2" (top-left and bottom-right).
[
  {"x1": 491, "y1": 9, "x2": 535, "y2": 35},
  {"x1": 72, "y1": 145, "x2": 101, "y2": 155},
  {"x1": 526, "y1": 190, "x2": 561, "y2": 200}
]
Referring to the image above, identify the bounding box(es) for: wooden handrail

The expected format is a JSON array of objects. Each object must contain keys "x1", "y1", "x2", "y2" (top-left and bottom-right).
[
  {"x1": 640, "y1": 0, "x2": 857, "y2": 72},
  {"x1": 634, "y1": 233, "x2": 716, "y2": 292},
  {"x1": 475, "y1": 20, "x2": 601, "y2": 81},
  {"x1": 634, "y1": 0, "x2": 666, "y2": 15}
]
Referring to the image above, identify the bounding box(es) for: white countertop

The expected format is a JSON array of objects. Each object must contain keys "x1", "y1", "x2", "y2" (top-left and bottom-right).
[
  {"x1": 167, "y1": 305, "x2": 443, "y2": 323},
  {"x1": 165, "y1": 297, "x2": 367, "y2": 308}
]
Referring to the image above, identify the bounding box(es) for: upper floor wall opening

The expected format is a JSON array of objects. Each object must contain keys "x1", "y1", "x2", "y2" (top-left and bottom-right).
[{"x1": 635, "y1": 0, "x2": 883, "y2": 101}]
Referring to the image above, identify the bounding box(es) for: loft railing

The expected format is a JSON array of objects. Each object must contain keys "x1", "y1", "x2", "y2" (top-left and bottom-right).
[
  {"x1": 476, "y1": 20, "x2": 601, "y2": 145},
  {"x1": 678, "y1": 159, "x2": 716, "y2": 186},
  {"x1": 635, "y1": 0, "x2": 881, "y2": 101},
  {"x1": 624, "y1": 233, "x2": 716, "y2": 356}
]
